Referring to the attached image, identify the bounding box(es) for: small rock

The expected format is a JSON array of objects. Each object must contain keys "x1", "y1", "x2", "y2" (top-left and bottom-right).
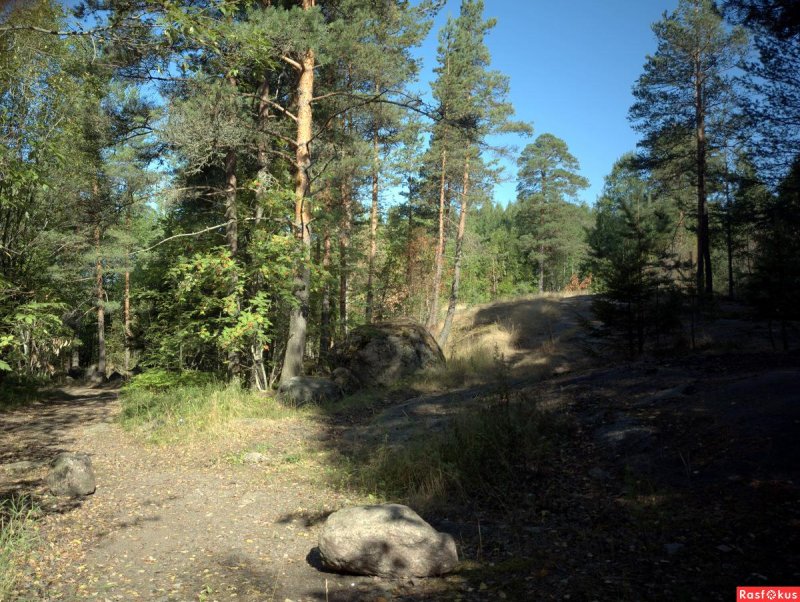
[
  {"x1": 242, "y1": 452, "x2": 267, "y2": 464},
  {"x1": 716, "y1": 544, "x2": 733, "y2": 553},
  {"x1": 664, "y1": 543, "x2": 684, "y2": 556},
  {"x1": 47, "y1": 452, "x2": 96, "y2": 497}
]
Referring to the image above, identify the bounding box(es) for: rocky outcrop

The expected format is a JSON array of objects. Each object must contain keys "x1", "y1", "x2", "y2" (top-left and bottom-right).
[
  {"x1": 47, "y1": 452, "x2": 96, "y2": 497},
  {"x1": 335, "y1": 320, "x2": 445, "y2": 388},
  {"x1": 317, "y1": 504, "x2": 458, "y2": 578}
]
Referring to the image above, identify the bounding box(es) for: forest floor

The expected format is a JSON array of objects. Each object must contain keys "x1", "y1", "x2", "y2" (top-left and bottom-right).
[{"x1": 1, "y1": 295, "x2": 799, "y2": 601}]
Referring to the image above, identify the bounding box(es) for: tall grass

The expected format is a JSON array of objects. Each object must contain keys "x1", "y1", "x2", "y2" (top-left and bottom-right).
[
  {"x1": 0, "y1": 495, "x2": 39, "y2": 600},
  {"x1": 413, "y1": 342, "x2": 511, "y2": 393},
  {"x1": 336, "y1": 394, "x2": 571, "y2": 511},
  {"x1": 120, "y1": 378, "x2": 295, "y2": 443}
]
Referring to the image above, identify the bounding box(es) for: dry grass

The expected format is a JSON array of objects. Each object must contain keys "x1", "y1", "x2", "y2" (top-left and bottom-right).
[
  {"x1": 421, "y1": 293, "x2": 591, "y2": 391},
  {"x1": 0, "y1": 495, "x2": 39, "y2": 599}
]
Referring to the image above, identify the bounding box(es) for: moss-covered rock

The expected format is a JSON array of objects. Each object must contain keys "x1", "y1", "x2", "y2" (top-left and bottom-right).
[{"x1": 335, "y1": 319, "x2": 444, "y2": 387}]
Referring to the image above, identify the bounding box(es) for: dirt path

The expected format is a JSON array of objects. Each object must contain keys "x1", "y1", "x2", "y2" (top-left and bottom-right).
[
  {"x1": 4, "y1": 296, "x2": 799, "y2": 601},
  {"x1": 1, "y1": 388, "x2": 454, "y2": 601}
]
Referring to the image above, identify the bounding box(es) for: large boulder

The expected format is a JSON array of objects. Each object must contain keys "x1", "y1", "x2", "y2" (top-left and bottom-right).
[
  {"x1": 47, "y1": 452, "x2": 96, "y2": 497},
  {"x1": 278, "y1": 376, "x2": 342, "y2": 405},
  {"x1": 317, "y1": 504, "x2": 458, "y2": 578},
  {"x1": 336, "y1": 319, "x2": 445, "y2": 387}
]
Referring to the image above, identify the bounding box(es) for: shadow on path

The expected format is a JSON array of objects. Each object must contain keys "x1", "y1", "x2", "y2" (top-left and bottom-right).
[{"x1": 0, "y1": 385, "x2": 119, "y2": 504}]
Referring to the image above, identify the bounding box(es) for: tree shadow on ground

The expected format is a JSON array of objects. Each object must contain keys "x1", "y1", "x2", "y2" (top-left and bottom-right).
[
  {"x1": 0, "y1": 386, "x2": 119, "y2": 513},
  {"x1": 300, "y1": 296, "x2": 800, "y2": 600}
]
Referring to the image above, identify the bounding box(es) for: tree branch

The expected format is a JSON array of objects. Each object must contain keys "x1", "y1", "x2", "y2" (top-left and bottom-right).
[
  {"x1": 0, "y1": 24, "x2": 114, "y2": 36},
  {"x1": 280, "y1": 55, "x2": 302, "y2": 71}
]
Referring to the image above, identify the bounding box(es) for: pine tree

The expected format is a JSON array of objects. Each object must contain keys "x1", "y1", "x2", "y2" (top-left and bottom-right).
[
  {"x1": 630, "y1": 0, "x2": 747, "y2": 299},
  {"x1": 516, "y1": 134, "x2": 589, "y2": 293}
]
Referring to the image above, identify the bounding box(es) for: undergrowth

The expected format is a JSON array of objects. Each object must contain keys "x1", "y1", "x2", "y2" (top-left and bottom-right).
[
  {"x1": 120, "y1": 372, "x2": 294, "y2": 443},
  {"x1": 335, "y1": 394, "x2": 571, "y2": 512},
  {"x1": 0, "y1": 495, "x2": 39, "y2": 600},
  {"x1": 0, "y1": 376, "x2": 46, "y2": 410}
]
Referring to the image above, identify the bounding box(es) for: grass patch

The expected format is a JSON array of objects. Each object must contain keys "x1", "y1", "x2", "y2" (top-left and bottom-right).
[
  {"x1": 0, "y1": 495, "x2": 40, "y2": 600},
  {"x1": 413, "y1": 343, "x2": 511, "y2": 393},
  {"x1": 336, "y1": 394, "x2": 571, "y2": 511},
  {"x1": 120, "y1": 379, "x2": 295, "y2": 443}
]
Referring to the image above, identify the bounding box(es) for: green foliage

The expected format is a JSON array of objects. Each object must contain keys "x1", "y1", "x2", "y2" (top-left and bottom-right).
[
  {"x1": 589, "y1": 156, "x2": 683, "y2": 355},
  {"x1": 745, "y1": 156, "x2": 800, "y2": 348},
  {"x1": 141, "y1": 248, "x2": 272, "y2": 371},
  {"x1": 123, "y1": 368, "x2": 215, "y2": 392},
  {"x1": 0, "y1": 301, "x2": 71, "y2": 377},
  {"x1": 516, "y1": 134, "x2": 591, "y2": 292},
  {"x1": 119, "y1": 381, "x2": 293, "y2": 444}
]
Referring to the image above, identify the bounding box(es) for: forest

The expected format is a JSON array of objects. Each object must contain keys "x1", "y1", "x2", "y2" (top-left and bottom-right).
[
  {"x1": 1, "y1": 0, "x2": 799, "y2": 600},
  {"x1": 0, "y1": 0, "x2": 798, "y2": 386}
]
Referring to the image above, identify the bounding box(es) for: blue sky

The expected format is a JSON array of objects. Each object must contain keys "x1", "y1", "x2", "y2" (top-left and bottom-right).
[{"x1": 412, "y1": 0, "x2": 679, "y2": 206}]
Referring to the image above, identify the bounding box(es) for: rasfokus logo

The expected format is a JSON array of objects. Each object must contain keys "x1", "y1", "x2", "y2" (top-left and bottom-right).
[{"x1": 737, "y1": 587, "x2": 800, "y2": 600}]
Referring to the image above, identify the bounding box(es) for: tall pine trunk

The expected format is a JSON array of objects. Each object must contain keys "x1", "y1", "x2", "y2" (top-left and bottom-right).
[
  {"x1": 365, "y1": 127, "x2": 379, "y2": 323},
  {"x1": 224, "y1": 144, "x2": 240, "y2": 379},
  {"x1": 438, "y1": 155, "x2": 470, "y2": 349},
  {"x1": 94, "y1": 223, "x2": 105, "y2": 377},
  {"x1": 426, "y1": 148, "x2": 447, "y2": 331},
  {"x1": 123, "y1": 212, "x2": 131, "y2": 373},
  {"x1": 339, "y1": 179, "x2": 351, "y2": 338},
  {"x1": 280, "y1": 37, "x2": 315, "y2": 385},
  {"x1": 695, "y1": 54, "x2": 712, "y2": 299},
  {"x1": 320, "y1": 220, "x2": 332, "y2": 363}
]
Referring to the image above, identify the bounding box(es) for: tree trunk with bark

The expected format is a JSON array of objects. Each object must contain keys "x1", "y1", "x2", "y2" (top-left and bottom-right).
[
  {"x1": 426, "y1": 148, "x2": 447, "y2": 331},
  {"x1": 224, "y1": 143, "x2": 240, "y2": 379},
  {"x1": 94, "y1": 223, "x2": 105, "y2": 377},
  {"x1": 438, "y1": 155, "x2": 470, "y2": 349},
  {"x1": 280, "y1": 32, "x2": 315, "y2": 385},
  {"x1": 320, "y1": 220, "x2": 332, "y2": 363},
  {"x1": 339, "y1": 178, "x2": 351, "y2": 338},
  {"x1": 695, "y1": 54, "x2": 712, "y2": 299},
  {"x1": 365, "y1": 127, "x2": 379, "y2": 323}
]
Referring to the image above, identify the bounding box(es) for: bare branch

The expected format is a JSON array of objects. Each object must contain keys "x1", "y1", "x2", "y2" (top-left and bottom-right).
[{"x1": 280, "y1": 55, "x2": 302, "y2": 71}]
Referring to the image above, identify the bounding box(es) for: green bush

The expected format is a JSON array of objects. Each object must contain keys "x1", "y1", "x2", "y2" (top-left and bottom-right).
[{"x1": 123, "y1": 368, "x2": 215, "y2": 392}]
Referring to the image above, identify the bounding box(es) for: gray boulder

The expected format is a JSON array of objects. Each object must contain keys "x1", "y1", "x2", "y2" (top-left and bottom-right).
[
  {"x1": 47, "y1": 452, "x2": 96, "y2": 497},
  {"x1": 318, "y1": 504, "x2": 458, "y2": 578},
  {"x1": 331, "y1": 367, "x2": 359, "y2": 393},
  {"x1": 336, "y1": 319, "x2": 445, "y2": 387},
  {"x1": 278, "y1": 376, "x2": 342, "y2": 405}
]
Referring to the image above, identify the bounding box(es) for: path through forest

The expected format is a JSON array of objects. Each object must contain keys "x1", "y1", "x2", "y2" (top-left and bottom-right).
[{"x1": 2, "y1": 295, "x2": 800, "y2": 601}]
